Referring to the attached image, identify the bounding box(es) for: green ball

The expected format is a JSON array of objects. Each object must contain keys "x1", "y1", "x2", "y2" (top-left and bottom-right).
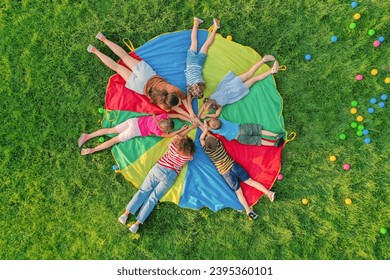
[
  {"x1": 357, "y1": 125, "x2": 364, "y2": 131},
  {"x1": 380, "y1": 227, "x2": 387, "y2": 234},
  {"x1": 350, "y1": 122, "x2": 358, "y2": 128},
  {"x1": 349, "y1": 23, "x2": 356, "y2": 29},
  {"x1": 339, "y1": 134, "x2": 346, "y2": 140},
  {"x1": 351, "y1": 101, "x2": 358, "y2": 107},
  {"x1": 368, "y1": 29, "x2": 375, "y2": 36},
  {"x1": 98, "y1": 107, "x2": 104, "y2": 114},
  {"x1": 98, "y1": 137, "x2": 105, "y2": 143},
  {"x1": 356, "y1": 130, "x2": 363, "y2": 136}
]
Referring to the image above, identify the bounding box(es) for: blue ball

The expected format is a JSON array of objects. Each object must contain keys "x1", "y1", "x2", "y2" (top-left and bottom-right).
[
  {"x1": 305, "y1": 54, "x2": 312, "y2": 61},
  {"x1": 112, "y1": 164, "x2": 118, "y2": 171},
  {"x1": 367, "y1": 107, "x2": 375, "y2": 114},
  {"x1": 378, "y1": 102, "x2": 385, "y2": 108},
  {"x1": 370, "y1": 98, "x2": 377, "y2": 104},
  {"x1": 378, "y1": 36, "x2": 385, "y2": 43},
  {"x1": 364, "y1": 137, "x2": 371, "y2": 144},
  {"x1": 351, "y1": 1, "x2": 358, "y2": 8},
  {"x1": 362, "y1": 129, "x2": 369, "y2": 135},
  {"x1": 331, "y1": 36, "x2": 338, "y2": 42},
  {"x1": 381, "y1": 94, "x2": 388, "y2": 101}
]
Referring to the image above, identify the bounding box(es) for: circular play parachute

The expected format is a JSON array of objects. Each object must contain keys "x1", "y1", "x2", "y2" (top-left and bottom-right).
[{"x1": 102, "y1": 30, "x2": 285, "y2": 211}]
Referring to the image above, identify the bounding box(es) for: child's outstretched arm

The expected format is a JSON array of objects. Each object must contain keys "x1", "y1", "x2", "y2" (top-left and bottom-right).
[
  {"x1": 179, "y1": 124, "x2": 197, "y2": 137},
  {"x1": 199, "y1": 119, "x2": 210, "y2": 146},
  {"x1": 197, "y1": 103, "x2": 206, "y2": 118},
  {"x1": 162, "y1": 124, "x2": 189, "y2": 138},
  {"x1": 185, "y1": 93, "x2": 196, "y2": 118},
  {"x1": 200, "y1": 105, "x2": 222, "y2": 119},
  {"x1": 168, "y1": 113, "x2": 191, "y2": 123}
]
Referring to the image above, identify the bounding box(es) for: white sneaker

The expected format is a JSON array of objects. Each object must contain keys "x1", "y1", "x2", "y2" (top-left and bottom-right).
[
  {"x1": 87, "y1": 44, "x2": 95, "y2": 53},
  {"x1": 194, "y1": 17, "x2": 203, "y2": 25},
  {"x1": 118, "y1": 214, "x2": 127, "y2": 225},
  {"x1": 129, "y1": 224, "x2": 139, "y2": 234},
  {"x1": 96, "y1": 32, "x2": 105, "y2": 41}
]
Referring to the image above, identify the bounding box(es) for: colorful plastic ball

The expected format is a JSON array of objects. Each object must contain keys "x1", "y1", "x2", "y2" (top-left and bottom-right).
[
  {"x1": 373, "y1": 40, "x2": 381, "y2": 47},
  {"x1": 349, "y1": 22, "x2": 356, "y2": 29},
  {"x1": 350, "y1": 108, "x2": 357, "y2": 114},
  {"x1": 350, "y1": 122, "x2": 357, "y2": 128},
  {"x1": 353, "y1": 13, "x2": 361, "y2": 20},
  {"x1": 301, "y1": 198, "x2": 309, "y2": 205},
  {"x1": 385, "y1": 77, "x2": 390, "y2": 84},
  {"x1": 331, "y1": 36, "x2": 338, "y2": 42},
  {"x1": 351, "y1": 2, "x2": 358, "y2": 8},
  {"x1": 370, "y1": 97, "x2": 377, "y2": 104},
  {"x1": 329, "y1": 155, "x2": 337, "y2": 162},
  {"x1": 98, "y1": 107, "x2": 104, "y2": 114},
  {"x1": 378, "y1": 102, "x2": 385, "y2": 108},
  {"x1": 368, "y1": 29, "x2": 375, "y2": 36},
  {"x1": 367, "y1": 107, "x2": 374, "y2": 114},
  {"x1": 356, "y1": 74, "x2": 363, "y2": 80},
  {"x1": 226, "y1": 35, "x2": 233, "y2": 41},
  {"x1": 378, "y1": 36, "x2": 385, "y2": 43},
  {"x1": 345, "y1": 198, "x2": 352, "y2": 205},
  {"x1": 343, "y1": 164, "x2": 351, "y2": 170},
  {"x1": 381, "y1": 94, "x2": 388, "y2": 101},
  {"x1": 350, "y1": 100, "x2": 358, "y2": 107},
  {"x1": 277, "y1": 174, "x2": 283, "y2": 180},
  {"x1": 357, "y1": 125, "x2": 364, "y2": 131},
  {"x1": 339, "y1": 133, "x2": 346, "y2": 140},
  {"x1": 380, "y1": 227, "x2": 388, "y2": 235},
  {"x1": 356, "y1": 115, "x2": 363, "y2": 122},
  {"x1": 364, "y1": 137, "x2": 371, "y2": 144},
  {"x1": 98, "y1": 137, "x2": 105, "y2": 143},
  {"x1": 356, "y1": 130, "x2": 363, "y2": 137},
  {"x1": 370, "y1": 69, "x2": 378, "y2": 76},
  {"x1": 304, "y1": 54, "x2": 312, "y2": 61},
  {"x1": 362, "y1": 129, "x2": 369, "y2": 135},
  {"x1": 112, "y1": 164, "x2": 118, "y2": 171}
]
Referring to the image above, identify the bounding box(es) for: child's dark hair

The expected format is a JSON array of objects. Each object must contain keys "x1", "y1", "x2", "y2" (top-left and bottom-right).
[
  {"x1": 166, "y1": 94, "x2": 179, "y2": 107},
  {"x1": 203, "y1": 98, "x2": 218, "y2": 111},
  {"x1": 159, "y1": 118, "x2": 174, "y2": 133},
  {"x1": 204, "y1": 135, "x2": 219, "y2": 151},
  {"x1": 176, "y1": 136, "x2": 195, "y2": 156},
  {"x1": 188, "y1": 82, "x2": 205, "y2": 99},
  {"x1": 208, "y1": 118, "x2": 222, "y2": 129}
]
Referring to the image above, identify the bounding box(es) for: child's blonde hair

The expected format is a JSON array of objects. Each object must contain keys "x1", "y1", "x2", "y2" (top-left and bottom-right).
[
  {"x1": 174, "y1": 135, "x2": 195, "y2": 156},
  {"x1": 208, "y1": 118, "x2": 222, "y2": 129},
  {"x1": 188, "y1": 82, "x2": 205, "y2": 99},
  {"x1": 203, "y1": 98, "x2": 218, "y2": 111},
  {"x1": 159, "y1": 118, "x2": 174, "y2": 133}
]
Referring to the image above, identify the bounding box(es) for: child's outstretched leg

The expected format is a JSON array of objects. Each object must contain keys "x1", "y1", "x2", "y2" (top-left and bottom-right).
[
  {"x1": 81, "y1": 135, "x2": 120, "y2": 155},
  {"x1": 190, "y1": 17, "x2": 203, "y2": 51},
  {"x1": 87, "y1": 45, "x2": 132, "y2": 82},
  {"x1": 78, "y1": 127, "x2": 117, "y2": 147},
  {"x1": 243, "y1": 60, "x2": 279, "y2": 88},
  {"x1": 235, "y1": 188, "x2": 258, "y2": 220},
  {"x1": 96, "y1": 32, "x2": 140, "y2": 70},
  {"x1": 244, "y1": 178, "x2": 275, "y2": 202},
  {"x1": 199, "y1": 18, "x2": 220, "y2": 54}
]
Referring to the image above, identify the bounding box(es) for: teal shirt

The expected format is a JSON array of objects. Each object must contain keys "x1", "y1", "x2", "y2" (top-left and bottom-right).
[{"x1": 211, "y1": 119, "x2": 239, "y2": 141}]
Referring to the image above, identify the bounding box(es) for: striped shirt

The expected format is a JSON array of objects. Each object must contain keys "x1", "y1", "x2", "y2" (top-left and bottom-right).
[
  {"x1": 158, "y1": 142, "x2": 193, "y2": 173},
  {"x1": 185, "y1": 64, "x2": 204, "y2": 86},
  {"x1": 203, "y1": 139, "x2": 234, "y2": 175}
]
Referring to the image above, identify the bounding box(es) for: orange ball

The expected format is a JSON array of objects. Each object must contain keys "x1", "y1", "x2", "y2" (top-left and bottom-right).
[
  {"x1": 350, "y1": 108, "x2": 357, "y2": 114},
  {"x1": 345, "y1": 198, "x2": 352, "y2": 205},
  {"x1": 356, "y1": 115, "x2": 363, "y2": 122},
  {"x1": 301, "y1": 198, "x2": 308, "y2": 205},
  {"x1": 353, "y1": 13, "x2": 361, "y2": 20}
]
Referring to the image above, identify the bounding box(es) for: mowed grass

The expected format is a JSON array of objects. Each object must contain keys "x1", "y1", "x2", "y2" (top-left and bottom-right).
[{"x1": 0, "y1": 0, "x2": 389, "y2": 260}]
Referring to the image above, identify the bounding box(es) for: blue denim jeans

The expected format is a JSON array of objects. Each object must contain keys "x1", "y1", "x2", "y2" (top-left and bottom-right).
[{"x1": 126, "y1": 164, "x2": 178, "y2": 223}]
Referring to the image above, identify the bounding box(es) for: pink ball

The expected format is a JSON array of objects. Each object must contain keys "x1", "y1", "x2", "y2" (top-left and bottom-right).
[
  {"x1": 277, "y1": 174, "x2": 283, "y2": 180},
  {"x1": 356, "y1": 74, "x2": 363, "y2": 81},
  {"x1": 343, "y1": 164, "x2": 351, "y2": 171},
  {"x1": 373, "y1": 40, "x2": 381, "y2": 47}
]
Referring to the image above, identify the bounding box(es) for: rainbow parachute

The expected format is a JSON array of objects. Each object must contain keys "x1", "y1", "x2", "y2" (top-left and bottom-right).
[{"x1": 101, "y1": 30, "x2": 286, "y2": 211}]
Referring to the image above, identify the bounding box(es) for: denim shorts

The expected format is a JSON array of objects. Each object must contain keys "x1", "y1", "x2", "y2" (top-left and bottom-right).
[
  {"x1": 222, "y1": 162, "x2": 250, "y2": 191},
  {"x1": 125, "y1": 60, "x2": 157, "y2": 94},
  {"x1": 186, "y1": 50, "x2": 206, "y2": 66}
]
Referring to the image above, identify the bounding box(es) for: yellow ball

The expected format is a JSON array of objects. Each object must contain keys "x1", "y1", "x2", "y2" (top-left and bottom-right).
[
  {"x1": 353, "y1": 13, "x2": 361, "y2": 20},
  {"x1": 385, "y1": 77, "x2": 390, "y2": 84},
  {"x1": 350, "y1": 108, "x2": 357, "y2": 114},
  {"x1": 302, "y1": 198, "x2": 308, "y2": 205},
  {"x1": 356, "y1": 115, "x2": 363, "y2": 122},
  {"x1": 226, "y1": 35, "x2": 233, "y2": 41},
  {"x1": 345, "y1": 198, "x2": 352, "y2": 205},
  {"x1": 371, "y1": 69, "x2": 378, "y2": 76},
  {"x1": 329, "y1": 155, "x2": 337, "y2": 162}
]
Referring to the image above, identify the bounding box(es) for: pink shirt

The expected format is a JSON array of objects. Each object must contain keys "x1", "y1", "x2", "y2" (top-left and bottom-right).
[
  {"x1": 158, "y1": 141, "x2": 193, "y2": 173},
  {"x1": 137, "y1": 113, "x2": 168, "y2": 137}
]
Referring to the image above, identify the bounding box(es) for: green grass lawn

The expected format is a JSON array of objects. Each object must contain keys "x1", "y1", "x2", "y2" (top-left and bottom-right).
[{"x1": 0, "y1": 0, "x2": 389, "y2": 260}]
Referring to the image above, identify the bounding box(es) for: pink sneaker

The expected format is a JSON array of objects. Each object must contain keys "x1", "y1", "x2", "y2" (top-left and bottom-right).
[{"x1": 213, "y1": 18, "x2": 220, "y2": 29}]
